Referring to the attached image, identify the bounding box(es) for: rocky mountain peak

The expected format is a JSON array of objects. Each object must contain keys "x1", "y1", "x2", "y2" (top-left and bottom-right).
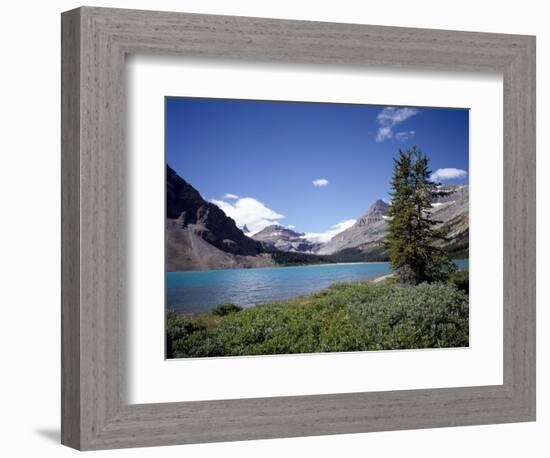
[
  {"x1": 368, "y1": 199, "x2": 390, "y2": 215},
  {"x1": 252, "y1": 224, "x2": 320, "y2": 253},
  {"x1": 263, "y1": 224, "x2": 284, "y2": 231},
  {"x1": 354, "y1": 199, "x2": 389, "y2": 227},
  {"x1": 166, "y1": 165, "x2": 263, "y2": 257},
  {"x1": 254, "y1": 225, "x2": 305, "y2": 238}
]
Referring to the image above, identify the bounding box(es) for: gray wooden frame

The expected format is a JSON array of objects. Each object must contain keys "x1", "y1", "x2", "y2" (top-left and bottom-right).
[{"x1": 61, "y1": 6, "x2": 536, "y2": 451}]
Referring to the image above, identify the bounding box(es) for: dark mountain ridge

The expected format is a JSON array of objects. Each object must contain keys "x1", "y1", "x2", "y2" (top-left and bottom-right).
[
  {"x1": 165, "y1": 165, "x2": 467, "y2": 270},
  {"x1": 167, "y1": 165, "x2": 262, "y2": 257},
  {"x1": 166, "y1": 166, "x2": 332, "y2": 271}
]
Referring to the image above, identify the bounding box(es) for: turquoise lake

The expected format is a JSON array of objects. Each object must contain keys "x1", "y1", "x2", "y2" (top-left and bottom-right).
[{"x1": 167, "y1": 259, "x2": 469, "y2": 313}]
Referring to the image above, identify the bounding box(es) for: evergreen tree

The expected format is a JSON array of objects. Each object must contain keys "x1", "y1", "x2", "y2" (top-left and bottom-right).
[{"x1": 386, "y1": 146, "x2": 456, "y2": 284}]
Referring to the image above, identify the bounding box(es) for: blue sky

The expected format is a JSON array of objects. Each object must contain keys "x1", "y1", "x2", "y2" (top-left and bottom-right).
[{"x1": 166, "y1": 97, "x2": 469, "y2": 241}]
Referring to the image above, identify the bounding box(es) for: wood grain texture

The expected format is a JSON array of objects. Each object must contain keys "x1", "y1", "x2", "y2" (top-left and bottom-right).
[
  {"x1": 60, "y1": 7, "x2": 81, "y2": 449},
  {"x1": 61, "y1": 6, "x2": 536, "y2": 450}
]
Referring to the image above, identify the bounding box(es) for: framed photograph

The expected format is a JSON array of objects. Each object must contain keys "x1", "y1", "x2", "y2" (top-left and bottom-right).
[
  {"x1": 61, "y1": 6, "x2": 536, "y2": 450},
  {"x1": 164, "y1": 97, "x2": 470, "y2": 359}
]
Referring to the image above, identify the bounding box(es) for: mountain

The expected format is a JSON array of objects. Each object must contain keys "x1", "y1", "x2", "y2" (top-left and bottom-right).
[
  {"x1": 429, "y1": 185, "x2": 469, "y2": 258},
  {"x1": 166, "y1": 165, "x2": 275, "y2": 271},
  {"x1": 317, "y1": 199, "x2": 391, "y2": 259},
  {"x1": 318, "y1": 186, "x2": 469, "y2": 261},
  {"x1": 354, "y1": 199, "x2": 390, "y2": 226},
  {"x1": 251, "y1": 225, "x2": 322, "y2": 253},
  {"x1": 166, "y1": 166, "x2": 333, "y2": 271},
  {"x1": 166, "y1": 165, "x2": 468, "y2": 270},
  {"x1": 167, "y1": 165, "x2": 264, "y2": 256}
]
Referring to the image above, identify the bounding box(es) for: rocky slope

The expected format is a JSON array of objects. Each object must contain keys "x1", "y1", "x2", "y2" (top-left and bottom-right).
[
  {"x1": 317, "y1": 199, "x2": 390, "y2": 258},
  {"x1": 252, "y1": 225, "x2": 322, "y2": 253},
  {"x1": 166, "y1": 166, "x2": 332, "y2": 271},
  {"x1": 167, "y1": 165, "x2": 263, "y2": 257},
  {"x1": 166, "y1": 165, "x2": 468, "y2": 269},
  {"x1": 166, "y1": 165, "x2": 276, "y2": 271},
  {"x1": 429, "y1": 185, "x2": 469, "y2": 257},
  {"x1": 318, "y1": 186, "x2": 469, "y2": 261},
  {"x1": 166, "y1": 220, "x2": 276, "y2": 271}
]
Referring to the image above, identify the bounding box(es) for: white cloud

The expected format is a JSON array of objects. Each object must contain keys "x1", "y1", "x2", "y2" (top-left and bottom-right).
[
  {"x1": 394, "y1": 130, "x2": 415, "y2": 142},
  {"x1": 430, "y1": 168, "x2": 468, "y2": 182},
  {"x1": 210, "y1": 197, "x2": 284, "y2": 234},
  {"x1": 223, "y1": 193, "x2": 239, "y2": 200},
  {"x1": 304, "y1": 219, "x2": 356, "y2": 243},
  {"x1": 286, "y1": 225, "x2": 296, "y2": 229},
  {"x1": 313, "y1": 178, "x2": 329, "y2": 187},
  {"x1": 377, "y1": 107, "x2": 418, "y2": 125},
  {"x1": 375, "y1": 107, "x2": 419, "y2": 143},
  {"x1": 375, "y1": 127, "x2": 392, "y2": 142}
]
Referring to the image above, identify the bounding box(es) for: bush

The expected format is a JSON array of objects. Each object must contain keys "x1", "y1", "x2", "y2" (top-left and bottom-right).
[
  {"x1": 211, "y1": 303, "x2": 243, "y2": 316},
  {"x1": 352, "y1": 282, "x2": 469, "y2": 349},
  {"x1": 166, "y1": 280, "x2": 469, "y2": 358},
  {"x1": 166, "y1": 312, "x2": 202, "y2": 358},
  {"x1": 449, "y1": 269, "x2": 469, "y2": 294}
]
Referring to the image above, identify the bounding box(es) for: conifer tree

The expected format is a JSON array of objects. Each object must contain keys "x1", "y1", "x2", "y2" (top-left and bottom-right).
[{"x1": 386, "y1": 146, "x2": 456, "y2": 284}]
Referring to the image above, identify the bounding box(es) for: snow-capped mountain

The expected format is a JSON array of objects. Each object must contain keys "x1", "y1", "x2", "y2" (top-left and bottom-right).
[
  {"x1": 251, "y1": 225, "x2": 322, "y2": 253},
  {"x1": 318, "y1": 185, "x2": 469, "y2": 261}
]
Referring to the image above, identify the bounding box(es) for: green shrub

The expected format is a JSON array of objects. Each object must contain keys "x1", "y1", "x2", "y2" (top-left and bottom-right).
[
  {"x1": 211, "y1": 303, "x2": 243, "y2": 316},
  {"x1": 449, "y1": 269, "x2": 469, "y2": 294},
  {"x1": 166, "y1": 311, "x2": 203, "y2": 358},
  {"x1": 166, "y1": 280, "x2": 469, "y2": 358},
  {"x1": 352, "y1": 282, "x2": 469, "y2": 349}
]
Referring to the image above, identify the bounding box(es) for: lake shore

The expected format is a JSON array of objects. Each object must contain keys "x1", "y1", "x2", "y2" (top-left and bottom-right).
[
  {"x1": 372, "y1": 273, "x2": 395, "y2": 283},
  {"x1": 166, "y1": 274, "x2": 470, "y2": 358},
  {"x1": 169, "y1": 273, "x2": 396, "y2": 316}
]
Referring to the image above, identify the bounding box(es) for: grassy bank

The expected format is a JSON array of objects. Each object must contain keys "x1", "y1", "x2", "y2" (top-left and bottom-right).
[{"x1": 167, "y1": 271, "x2": 469, "y2": 358}]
